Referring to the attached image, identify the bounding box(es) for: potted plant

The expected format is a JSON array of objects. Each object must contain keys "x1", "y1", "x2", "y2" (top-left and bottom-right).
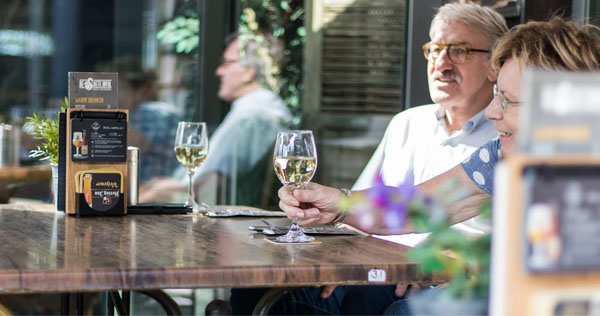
[
  {"x1": 342, "y1": 176, "x2": 492, "y2": 315},
  {"x1": 23, "y1": 97, "x2": 68, "y2": 204},
  {"x1": 406, "y1": 202, "x2": 491, "y2": 315}
]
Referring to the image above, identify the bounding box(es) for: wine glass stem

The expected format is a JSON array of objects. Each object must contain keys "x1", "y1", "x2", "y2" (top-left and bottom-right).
[
  {"x1": 186, "y1": 171, "x2": 194, "y2": 207},
  {"x1": 290, "y1": 217, "x2": 300, "y2": 231}
]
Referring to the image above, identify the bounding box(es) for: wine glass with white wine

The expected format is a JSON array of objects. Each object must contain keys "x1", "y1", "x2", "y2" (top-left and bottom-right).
[
  {"x1": 174, "y1": 122, "x2": 209, "y2": 211},
  {"x1": 273, "y1": 130, "x2": 317, "y2": 243}
]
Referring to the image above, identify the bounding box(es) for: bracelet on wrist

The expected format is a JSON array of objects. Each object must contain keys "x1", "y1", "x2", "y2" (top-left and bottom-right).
[
  {"x1": 332, "y1": 188, "x2": 351, "y2": 225},
  {"x1": 331, "y1": 212, "x2": 347, "y2": 225},
  {"x1": 340, "y1": 188, "x2": 351, "y2": 197}
]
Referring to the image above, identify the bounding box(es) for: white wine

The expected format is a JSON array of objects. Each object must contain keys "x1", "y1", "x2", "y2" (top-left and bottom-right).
[
  {"x1": 174, "y1": 145, "x2": 208, "y2": 173},
  {"x1": 273, "y1": 156, "x2": 317, "y2": 188}
]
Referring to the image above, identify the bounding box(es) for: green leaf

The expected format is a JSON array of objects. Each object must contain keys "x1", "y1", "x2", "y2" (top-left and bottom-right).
[
  {"x1": 280, "y1": 1, "x2": 290, "y2": 10},
  {"x1": 24, "y1": 102, "x2": 64, "y2": 164},
  {"x1": 157, "y1": 16, "x2": 200, "y2": 53}
]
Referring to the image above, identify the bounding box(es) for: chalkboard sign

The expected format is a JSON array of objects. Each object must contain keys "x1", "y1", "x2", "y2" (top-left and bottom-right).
[
  {"x1": 68, "y1": 72, "x2": 118, "y2": 109},
  {"x1": 522, "y1": 165, "x2": 600, "y2": 272}
]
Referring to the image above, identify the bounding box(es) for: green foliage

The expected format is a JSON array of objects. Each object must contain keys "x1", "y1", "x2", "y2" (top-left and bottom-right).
[
  {"x1": 24, "y1": 97, "x2": 68, "y2": 165},
  {"x1": 157, "y1": 13, "x2": 200, "y2": 54},
  {"x1": 407, "y1": 201, "x2": 492, "y2": 299},
  {"x1": 156, "y1": 1, "x2": 305, "y2": 126},
  {"x1": 239, "y1": 0, "x2": 305, "y2": 126}
]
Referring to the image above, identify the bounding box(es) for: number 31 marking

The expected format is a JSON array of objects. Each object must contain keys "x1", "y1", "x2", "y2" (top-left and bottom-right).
[{"x1": 368, "y1": 269, "x2": 386, "y2": 282}]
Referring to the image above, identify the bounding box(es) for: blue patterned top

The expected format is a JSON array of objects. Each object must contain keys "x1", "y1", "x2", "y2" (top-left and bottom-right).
[{"x1": 461, "y1": 139, "x2": 502, "y2": 194}]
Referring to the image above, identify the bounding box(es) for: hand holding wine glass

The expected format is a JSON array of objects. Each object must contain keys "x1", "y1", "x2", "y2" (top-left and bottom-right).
[
  {"x1": 273, "y1": 130, "x2": 317, "y2": 243},
  {"x1": 174, "y1": 122, "x2": 208, "y2": 212}
]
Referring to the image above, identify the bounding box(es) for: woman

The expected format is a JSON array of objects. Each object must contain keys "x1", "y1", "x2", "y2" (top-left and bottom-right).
[{"x1": 279, "y1": 17, "x2": 600, "y2": 235}]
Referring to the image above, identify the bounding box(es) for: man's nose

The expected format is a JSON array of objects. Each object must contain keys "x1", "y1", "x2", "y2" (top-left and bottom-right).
[
  {"x1": 485, "y1": 96, "x2": 503, "y2": 121},
  {"x1": 215, "y1": 65, "x2": 224, "y2": 76},
  {"x1": 433, "y1": 48, "x2": 453, "y2": 71}
]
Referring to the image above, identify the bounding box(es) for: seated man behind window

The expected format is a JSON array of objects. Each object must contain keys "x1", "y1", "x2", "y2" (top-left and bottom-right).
[{"x1": 140, "y1": 32, "x2": 292, "y2": 207}]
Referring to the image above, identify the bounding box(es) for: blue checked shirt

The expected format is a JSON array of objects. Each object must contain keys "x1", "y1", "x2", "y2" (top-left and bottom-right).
[{"x1": 130, "y1": 101, "x2": 182, "y2": 182}]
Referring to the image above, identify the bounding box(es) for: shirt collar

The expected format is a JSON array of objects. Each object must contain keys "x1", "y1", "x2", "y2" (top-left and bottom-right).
[
  {"x1": 230, "y1": 88, "x2": 291, "y2": 122},
  {"x1": 462, "y1": 107, "x2": 488, "y2": 133},
  {"x1": 436, "y1": 105, "x2": 489, "y2": 134},
  {"x1": 231, "y1": 88, "x2": 264, "y2": 110}
]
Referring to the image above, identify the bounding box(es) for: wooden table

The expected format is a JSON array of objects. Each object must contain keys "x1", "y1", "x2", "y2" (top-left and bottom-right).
[
  {"x1": 0, "y1": 165, "x2": 52, "y2": 203},
  {"x1": 0, "y1": 204, "x2": 444, "y2": 313}
]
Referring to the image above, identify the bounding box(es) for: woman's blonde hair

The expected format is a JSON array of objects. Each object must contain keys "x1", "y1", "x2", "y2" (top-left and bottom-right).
[{"x1": 491, "y1": 17, "x2": 600, "y2": 72}]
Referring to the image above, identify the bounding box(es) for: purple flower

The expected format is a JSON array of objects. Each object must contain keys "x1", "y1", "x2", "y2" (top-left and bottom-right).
[{"x1": 354, "y1": 174, "x2": 418, "y2": 230}]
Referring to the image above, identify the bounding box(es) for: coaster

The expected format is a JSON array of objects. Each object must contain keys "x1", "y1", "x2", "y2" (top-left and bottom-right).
[{"x1": 263, "y1": 237, "x2": 322, "y2": 245}]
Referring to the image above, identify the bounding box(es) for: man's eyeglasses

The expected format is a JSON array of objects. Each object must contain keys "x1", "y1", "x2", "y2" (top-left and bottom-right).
[
  {"x1": 220, "y1": 59, "x2": 239, "y2": 67},
  {"x1": 422, "y1": 42, "x2": 490, "y2": 64},
  {"x1": 493, "y1": 84, "x2": 521, "y2": 112}
]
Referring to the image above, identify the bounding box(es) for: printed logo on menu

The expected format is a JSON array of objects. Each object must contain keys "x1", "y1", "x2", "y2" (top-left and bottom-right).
[
  {"x1": 91, "y1": 121, "x2": 101, "y2": 131},
  {"x1": 79, "y1": 77, "x2": 112, "y2": 91}
]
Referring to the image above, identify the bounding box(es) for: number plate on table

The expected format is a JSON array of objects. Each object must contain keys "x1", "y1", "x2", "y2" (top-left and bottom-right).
[{"x1": 368, "y1": 269, "x2": 387, "y2": 282}]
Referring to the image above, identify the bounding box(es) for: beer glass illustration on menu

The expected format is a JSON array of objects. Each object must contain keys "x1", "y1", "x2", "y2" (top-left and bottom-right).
[
  {"x1": 72, "y1": 131, "x2": 83, "y2": 158},
  {"x1": 83, "y1": 174, "x2": 93, "y2": 207}
]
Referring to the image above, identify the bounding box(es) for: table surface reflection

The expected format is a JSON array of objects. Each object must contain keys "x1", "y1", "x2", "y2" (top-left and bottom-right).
[{"x1": 0, "y1": 204, "x2": 444, "y2": 294}]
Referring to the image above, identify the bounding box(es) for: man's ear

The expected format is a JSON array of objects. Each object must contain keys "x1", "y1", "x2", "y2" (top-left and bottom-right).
[{"x1": 243, "y1": 67, "x2": 257, "y2": 84}]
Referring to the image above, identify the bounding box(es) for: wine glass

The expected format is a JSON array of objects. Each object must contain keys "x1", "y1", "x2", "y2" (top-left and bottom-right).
[
  {"x1": 72, "y1": 132, "x2": 83, "y2": 158},
  {"x1": 273, "y1": 130, "x2": 318, "y2": 243},
  {"x1": 174, "y1": 122, "x2": 209, "y2": 211}
]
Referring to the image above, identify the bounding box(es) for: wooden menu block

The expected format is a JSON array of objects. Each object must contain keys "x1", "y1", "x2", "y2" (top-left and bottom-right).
[
  {"x1": 65, "y1": 108, "x2": 128, "y2": 215},
  {"x1": 491, "y1": 154, "x2": 600, "y2": 315}
]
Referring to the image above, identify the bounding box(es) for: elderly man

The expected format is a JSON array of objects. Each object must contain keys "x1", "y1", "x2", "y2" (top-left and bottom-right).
[
  {"x1": 141, "y1": 32, "x2": 292, "y2": 206},
  {"x1": 354, "y1": 2, "x2": 506, "y2": 190},
  {"x1": 280, "y1": 17, "x2": 600, "y2": 315},
  {"x1": 230, "y1": 3, "x2": 507, "y2": 315}
]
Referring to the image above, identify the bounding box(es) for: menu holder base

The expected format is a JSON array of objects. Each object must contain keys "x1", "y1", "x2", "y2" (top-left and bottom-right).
[{"x1": 75, "y1": 193, "x2": 125, "y2": 216}]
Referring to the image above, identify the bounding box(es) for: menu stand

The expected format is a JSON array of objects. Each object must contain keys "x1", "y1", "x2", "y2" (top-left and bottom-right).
[{"x1": 60, "y1": 108, "x2": 128, "y2": 216}]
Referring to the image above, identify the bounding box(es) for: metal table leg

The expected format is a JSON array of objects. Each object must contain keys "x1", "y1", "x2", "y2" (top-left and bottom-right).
[
  {"x1": 122, "y1": 291, "x2": 130, "y2": 311},
  {"x1": 109, "y1": 291, "x2": 129, "y2": 316},
  {"x1": 61, "y1": 293, "x2": 70, "y2": 315},
  {"x1": 76, "y1": 293, "x2": 84, "y2": 315},
  {"x1": 252, "y1": 287, "x2": 294, "y2": 316},
  {"x1": 107, "y1": 292, "x2": 114, "y2": 316},
  {"x1": 136, "y1": 290, "x2": 183, "y2": 316}
]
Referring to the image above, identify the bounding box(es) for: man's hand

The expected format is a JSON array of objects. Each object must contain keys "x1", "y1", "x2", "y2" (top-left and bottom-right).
[
  {"x1": 395, "y1": 283, "x2": 421, "y2": 298},
  {"x1": 319, "y1": 283, "x2": 419, "y2": 300},
  {"x1": 278, "y1": 182, "x2": 344, "y2": 225},
  {"x1": 320, "y1": 285, "x2": 337, "y2": 299},
  {"x1": 139, "y1": 177, "x2": 184, "y2": 203}
]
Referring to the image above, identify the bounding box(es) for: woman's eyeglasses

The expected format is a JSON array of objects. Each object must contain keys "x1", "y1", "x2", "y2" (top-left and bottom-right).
[{"x1": 493, "y1": 84, "x2": 521, "y2": 112}]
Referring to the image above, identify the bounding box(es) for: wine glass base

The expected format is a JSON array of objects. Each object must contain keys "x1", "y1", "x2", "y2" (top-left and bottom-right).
[{"x1": 275, "y1": 230, "x2": 315, "y2": 243}]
